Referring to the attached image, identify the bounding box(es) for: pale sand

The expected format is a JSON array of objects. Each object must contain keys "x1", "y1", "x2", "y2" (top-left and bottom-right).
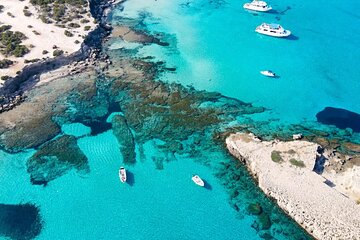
[
  {"x1": 226, "y1": 133, "x2": 360, "y2": 240},
  {"x1": 0, "y1": 0, "x2": 96, "y2": 84}
]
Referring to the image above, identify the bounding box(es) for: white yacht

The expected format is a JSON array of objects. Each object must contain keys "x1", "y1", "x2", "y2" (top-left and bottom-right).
[
  {"x1": 255, "y1": 23, "x2": 291, "y2": 37},
  {"x1": 192, "y1": 175, "x2": 205, "y2": 187},
  {"x1": 119, "y1": 167, "x2": 127, "y2": 183},
  {"x1": 243, "y1": 1, "x2": 272, "y2": 12},
  {"x1": 260, "y1": 70, "x2": 276, "y2": 77}
]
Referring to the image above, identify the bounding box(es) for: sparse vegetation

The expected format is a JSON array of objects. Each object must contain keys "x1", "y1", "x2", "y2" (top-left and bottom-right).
[
  {"x1": 24, "y1": 58, "x2": 40, "y2": 63},
  {"x1": 74, "y1": 40, "x2": 80, "y2": 44},
  {"x1": 0, "y1": 5, "x2": 4, "y2": 13},
  {"x1": 68, "y1": 22, "x2": 80, "y2": 28},
  {"x1": 7, "y1": 12, "x2": 15, "y2": 18},
  {"x1": 1, "y1": 75, "x2": 10, "y2": 81},
  {"x1": 32, "y1": 30, "x2": 41, "y2": 35},
  {"x1": 84, "y1": 25, "x2": 91, "y2": 31},
  {"x1": 0, "y1": 25, "x2": 30, "y2": 57},
  {"x1": 289, "y1": 158, "x2": 306, "y2": 168},
  {"x1": 271, "y1": 150, "x2": 283, "y2": 163},
  {"x1": 0, "y1": 59, "x2": 14, "y2": 69},
  {"x1": 53, "y1": 49, "x2": 64, "y2": 57},
  {"x1": 40, "y1": 14, "x2": 52, "y2": 24},
  {"x1": 42, "y1": 50, "x2": 48, "y2": 54},
  {"x1": 30, "y1": 0, "x2": 89, "y2": 26},
  {"x1": 64, "y1": 30, "x2": 73, "y2": 37},
  {"x1": 287, "y1": 149, "x2": 296, "y2": 154},
  {"x1": 23, "y1": 9, "x2": 32, "y2": 17},
  {"x1": 80, "y1": 19, "x2": 89, "y2": 24}
]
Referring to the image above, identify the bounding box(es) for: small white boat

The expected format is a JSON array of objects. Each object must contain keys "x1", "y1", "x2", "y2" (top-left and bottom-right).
[
  {"x1": 260, "y1": 70, "x2": 276, "y2": 77},
  {"x1": 119, "y1": 167, "x2": 127, "y2": 183},
  {"x1": 191, "y1": 175, "x2": 205, "y2": 187},
  {"x1": 255, "y1": 23, "x2": 291, "y2": 37},
  {"x1": 243, "y1": 0, "x2": 272, "y2": 12}
]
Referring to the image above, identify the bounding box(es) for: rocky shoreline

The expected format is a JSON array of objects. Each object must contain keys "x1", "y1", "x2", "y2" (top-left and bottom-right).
[
  {"x1": 226, "y1": 132, "x2": 360, "y2": 240},
  {"x1": 0, "y1": 0, "x2": 122, "y2": 113}
]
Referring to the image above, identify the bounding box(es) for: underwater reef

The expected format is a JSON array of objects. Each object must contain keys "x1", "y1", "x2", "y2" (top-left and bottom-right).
[
  {"x1": 27, "y1": 135, "x2": 89, "y2": 186},
  {"x1": 0, "y1": 203, "x2": 42, "y2": 240},
  {"x1": 1, "y1": 16, "x2": 359, "y2": 240}
]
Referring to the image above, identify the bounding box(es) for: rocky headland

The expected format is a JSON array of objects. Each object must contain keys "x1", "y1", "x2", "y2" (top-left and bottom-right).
[{"x1": 226, "y1": 132, "x2": 360, "y2": 239}]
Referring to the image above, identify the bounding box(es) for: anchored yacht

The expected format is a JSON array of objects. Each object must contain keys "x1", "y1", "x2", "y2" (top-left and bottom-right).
[
  {"x1": 260, "y1": 70, "x2": 276, "y2": 77},
  {"x1": 192, "y1": 175, "x2": 205, "y2": 187},
  {"x1": 119, "y1": 167, "x2": 127, "y2": 183},
  {"x1": 243, "y1": 1, "x2": 272, "y2": 12},
  {"x1": 255, "y1": 23, "x2": 291, "y2": 37}
]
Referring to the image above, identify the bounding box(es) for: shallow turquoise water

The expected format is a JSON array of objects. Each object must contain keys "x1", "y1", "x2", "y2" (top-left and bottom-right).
[
  {"x1": 2, "y1": 0, "x2": 360, "y2": 239},
  {"x1": 0, "y1": 130, "x2": 260, "y2": 240},
  {"x1": 113, "y1": 0, "x2": 360, "y2": 124}
]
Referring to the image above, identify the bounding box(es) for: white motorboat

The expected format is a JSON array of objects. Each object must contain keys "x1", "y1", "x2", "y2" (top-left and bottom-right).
[
  {"x1": 260, "y1": 70, "x2": 276, "y2": 77},
  {"x1": 255, "y1": 23, "x2": 291, "y2": 37},
  {"x1": 243, "y1": 1, "x2": 272, "y2": 12},
  {"x1": 191, "y1": 175, "x2": 205, "y2": 187},
  {"x1": 119, "y1": 167, "x2": 127, "y2": 183}
]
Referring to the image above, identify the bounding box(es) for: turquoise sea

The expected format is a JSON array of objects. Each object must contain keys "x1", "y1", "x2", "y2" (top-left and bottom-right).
[
  {"x1": 114, "y1": 0, "x2": 360, "y2": 125},
  {"x1": 1, "y1": 0, "x2": 360, "y2": 239}
]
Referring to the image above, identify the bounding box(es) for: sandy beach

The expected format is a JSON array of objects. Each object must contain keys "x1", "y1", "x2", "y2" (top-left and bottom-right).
[
  {"x1": 0, "y1": 0, "x2": 96, "y2": 84},
  {"x1": 226, "y1": 132, "x2": 360, "y2": 239}
]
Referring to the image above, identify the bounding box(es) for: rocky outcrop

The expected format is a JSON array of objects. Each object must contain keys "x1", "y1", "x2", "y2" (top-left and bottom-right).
[
  {"x1": 226, "y1": 133, "x2": 360, "y2": 240},
  {"x1": 27, "y1": 135, "x2": 89, "y2": 185},
  {"x1": 111, "y1": 115, "x2": 136, "y2": 165}
]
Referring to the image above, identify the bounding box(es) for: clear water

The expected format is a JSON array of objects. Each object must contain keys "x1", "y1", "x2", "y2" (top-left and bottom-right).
[
  {"x1": 2, "y1": 0, "x2": 360, "y2": 239},
  {"x1": 113, "y1": 0, "x2": 360, "y2": 124},
  {"x1": 0, "y1": 130, "x2": 261, "y2": 240}
]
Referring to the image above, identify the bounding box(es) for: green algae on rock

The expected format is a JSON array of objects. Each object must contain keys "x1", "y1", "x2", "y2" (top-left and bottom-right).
[
  {"x1": 111, "y1": 115, "x2": 136, "y2": 165},
  {"x1": 27, "y1": 135, "x2": 89, "y2": 185}
]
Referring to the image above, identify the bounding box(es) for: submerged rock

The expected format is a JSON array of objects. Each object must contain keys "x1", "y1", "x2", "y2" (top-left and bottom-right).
[
  {"x1": 248, "y1": 203, "x2": 263, "y2": 215},
  {"x1": 342, "y1": 142, "x2": 360, "y2": 153},
  {"x1": 316, "y1": 107, "x2": 360, "y2": 133},
  {"x1": 111, "y1": 115, "x2": 136, "y2": 165},
  {"x1": 258, "y1": 212, "x2": 272, "y2": 230},
  {"x1": 27, "y1": 135, "x2": 89, "y2": 185},
  {"x1": 0, "y1": 203, "x2": 42, "y2": 240}
]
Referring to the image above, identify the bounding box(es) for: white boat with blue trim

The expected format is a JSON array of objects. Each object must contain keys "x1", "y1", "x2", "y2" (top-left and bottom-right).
[
  {"x1": 243, "y1": 1, "x2": 272, "y2": 12},
  {"x1": 256, "y1": 23, "x2": 291, "y2": 37}
]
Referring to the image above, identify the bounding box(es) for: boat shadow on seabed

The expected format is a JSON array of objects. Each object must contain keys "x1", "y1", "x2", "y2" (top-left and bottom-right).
[
  {"x1": 125, "y1": 170, "x2": 135, "y2": 186},
  {"x1": 203, "y1": 180, "x2": 213, "y2": 191}
]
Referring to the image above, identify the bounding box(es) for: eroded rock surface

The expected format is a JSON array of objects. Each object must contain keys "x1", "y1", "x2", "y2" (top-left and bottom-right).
[{"x1": 227, "y1": 132, "x2": 360, "y2": 240}]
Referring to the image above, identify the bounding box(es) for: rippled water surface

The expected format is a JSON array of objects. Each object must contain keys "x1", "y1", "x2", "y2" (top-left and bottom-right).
[{"x1": 1, "y1": 0, "x2": 360, "y2": 239}]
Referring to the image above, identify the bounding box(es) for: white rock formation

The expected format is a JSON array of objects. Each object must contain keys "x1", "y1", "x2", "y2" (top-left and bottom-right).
[{"x1": 226, "y1": 132, "x2": 360, "y2": 240}]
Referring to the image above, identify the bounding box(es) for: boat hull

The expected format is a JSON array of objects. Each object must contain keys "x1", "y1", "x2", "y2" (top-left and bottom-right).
[
  {"x1": 192, "y1": 175, "x2": 205, "y2": 187},
  {"x1": 243, "y1": 4, "x2": 272, "y2": 12},
  {"x1": 119, "y1": 168, "x2": 127, "y2": 183},
  {"x1": 255, "y1": 29, "x2": 291, "y2": 38},
  {"x1": 260, "y1": 71, "x2": 276, "y2": 77}
]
